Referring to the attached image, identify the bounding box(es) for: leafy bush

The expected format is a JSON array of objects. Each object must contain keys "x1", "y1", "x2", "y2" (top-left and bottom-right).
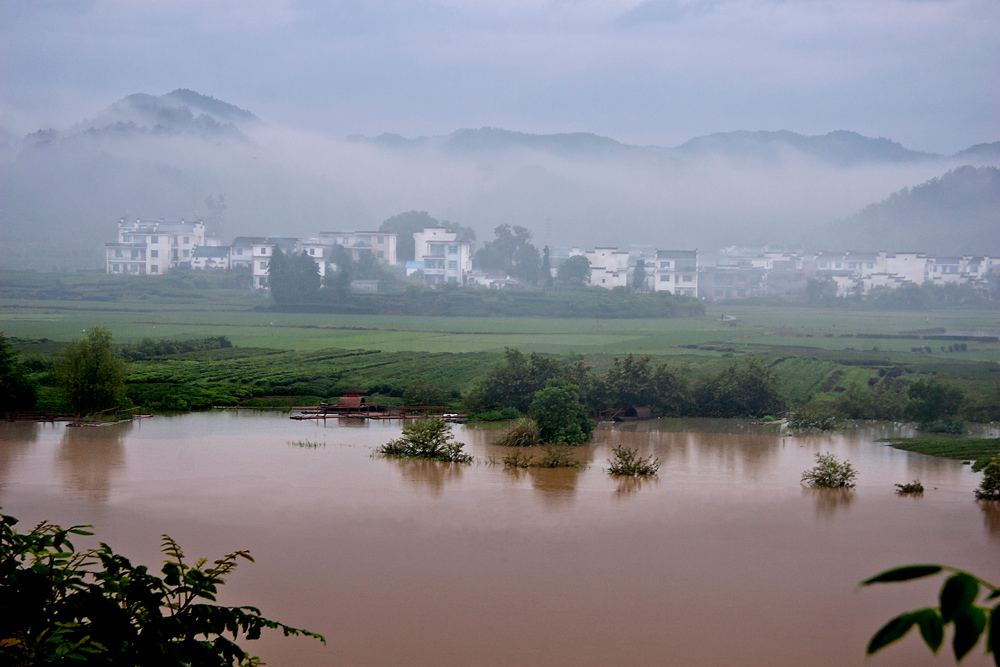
[
  {"x1": 0, "y1": 333, "x2": 37, "y2": 411},
  {"x1": 801, "y1": 452, "x2": 857, "y2": 488},
  {"x1": 501, "y1": 450, "x2": 533, "y2": 468},
  {"x1": 906, "y1": 376, "x2": 965, "y2": 423},
  {"x1": 975, "y1": 455, "x2": 1000, "y2": 501},
  {"x1": 537, "y1": 444, "x2": 581, "y2": 469},
  {"x1": 529, "y1": 379, "x2": 594, "y2": 445},
  {"x1": 789, "y1": 403, "x2": 840, "y2": 430},
  {"x1": 607, "y1": 445, "x2": 660, "y2": 476},
  {"x1": 494, "y1": 418, "x2": 540, "y2": 447},
  {"x1": 895, "y1": 480, "x2": 924, "y2": 494},
  {"x1": 0, "y1": 510, "x2": 323, "y2": 666},
  {"x1": 376, "y1": 418, "x2": 473, "y2": 463},
  {"x1": 56, "y1": 326, "x2": 129, "y2": 414},
  {"x1": 692, "y1": 357, "x2": 787, "y2": 418},
  {"x1": 861, "y1": 565, "x2": 997, "y2": 663},
  {"x1": 918, "y1": 418, "x2": 967, "y2": 434}
]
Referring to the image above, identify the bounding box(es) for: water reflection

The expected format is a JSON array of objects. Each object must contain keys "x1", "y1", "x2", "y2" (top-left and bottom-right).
[
  {"x1": 391, "y1": 458, "x2": 464, "y2": 495},
  {"x1": 982, "y1": 501, "x2": 1000, "y2": 541},
  {"x1": 527, "y1": 467, "x2": 583, "y2": 509},
  {"x1": 0, "y1": 422, "x2": 40, "y2": 491},
  {"x1": 802, "y1": 486, "x2": 855, "y2": 518},
  {"x1": 57, "y1": 422, "x2": 132, "y2": 502},
  {"x1": 613, "y1": 475, "x2": 659, "y2": 497}
]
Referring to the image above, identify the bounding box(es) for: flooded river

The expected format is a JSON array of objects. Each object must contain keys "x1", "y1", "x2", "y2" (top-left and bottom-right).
[{"x1": 1, "y1": 413, "x2": 996, "y2": 666}]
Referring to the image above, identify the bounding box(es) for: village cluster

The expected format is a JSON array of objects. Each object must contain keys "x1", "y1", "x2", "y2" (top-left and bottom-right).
[{"x1": 105, "y1": 217, "x2": 997, "y2": 301}]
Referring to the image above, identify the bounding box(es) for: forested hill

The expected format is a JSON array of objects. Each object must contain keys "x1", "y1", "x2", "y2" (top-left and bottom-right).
[{"x1": 816, "y1": 166, "x2": 1000, "y2": 255}]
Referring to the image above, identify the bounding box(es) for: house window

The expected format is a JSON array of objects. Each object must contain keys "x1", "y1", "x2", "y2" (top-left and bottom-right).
[
  {"x1": 377, "y1": 251, "x2": 384, "y2": 259},
  {"x1": 867, "y1": 262, "x2": 874, "y2": 269},
  {"x1": 659, "y1": 275, "x2": 669, "y2": 282},
  {"x1": 236, "y1": 248, "x2": 243, "y2": 255},
  {"x1": 183, "y1": 249, "x2": 190, "y2": 258},
  {"x1": 123, "y1": 236, "x2": 132, "y2": 242},
  {"x1": 448, "y1": 245, "x2": 458, "y2": 255},
  {"x1": 151, "y1": 236, "x2": 158, "y2": 243},
  {"x1": 820, "y1": 262, "x2": 828, "y2": 269},
  {"x1": 113, "y1": 264, "x2": 120, "y2": 271},
  {"x1": 835, "y1": 262, "x2": 842, "y2": 269},
  {"x1": 115, "y1": 250, "x2": 122, "y2": 258},
  {"x1": 377, "y1": 236, "x2": 384, "y2": 244},
  {"x1": 683, "y1": 275, "x2": 693, "y2": 282},
  {"x1": 183, "y1": 236, "x2": 190, "y2": 244},
  {"x1": 660, "y1": 261, "x2": 670, "y2": 268},
  {"x1": 131, "y1": 250, "x2": 139, "y2": 259},
  {"x1": 259, "y1": 261, "x2": 268, "y2": 269},
  {"x1": 151, "y1": 250, "x2": 158, "y2": 258},
  {"x1": 447, "y1": 260, "x2": 458, "y2": 270},
  {"x1": 151, "y1": 265, "x2": 159, "y2": 273}
]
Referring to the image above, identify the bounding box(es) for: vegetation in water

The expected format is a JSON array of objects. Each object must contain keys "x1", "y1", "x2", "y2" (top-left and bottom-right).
[
  {"x1": 861, "y1": 565, "x2": 997, "y2": 664},
  {"x1": 801, "y1": 452, "x2": 858, "y2": 488},
  {"x1": 376, "y1": 418, "x2": 473, "y2": 463},
  {"x1": 501, "y1": 449, "x2": 533, "y2": 468},
  {"x1": 0, "y1": 509, "x2": 324, "y2": 666},
  {"x1": 788, "y1": 403, "x2": 839, "y2": 430},
  {"x1": 499, "y1": 445, "x2": 582, "y2": 469},
  {"x1": 288, "y1": 440, "x2": 325, "y2": 448},
  {"x1": 976, "y1": 456, "x2": 1000, "y2": 501},
  {"x1": 494, "y1": 418, "x2": 540, "y2": 447},
  {"x1": 468, "y1": 407, "x2": 520, "y2": 422},
  {"x1": 56, "y1": 325, "x2": 130, "y2": 415},
  {"x1": 606, "y1": 445, "x2": 661, "y2": 477},
  {"x1": 895, "y1": 480, "x2": 924, "y2": 494},
  {"x1": 529, "y1": 379, "x2": 594, "y2": 444},
  {"x1": 881, "y1": 438, "x2": 1000, "y2": 472}
]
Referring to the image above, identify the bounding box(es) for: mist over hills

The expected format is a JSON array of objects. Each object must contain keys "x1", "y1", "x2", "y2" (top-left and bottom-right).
[{"x1": 1, "y1": 89, "x2": 997, "y2": 271}]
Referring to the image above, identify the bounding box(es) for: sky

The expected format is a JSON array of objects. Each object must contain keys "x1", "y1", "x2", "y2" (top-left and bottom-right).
[{"x1": 1, "y1": 0, "x2": 998, "y2": 154}]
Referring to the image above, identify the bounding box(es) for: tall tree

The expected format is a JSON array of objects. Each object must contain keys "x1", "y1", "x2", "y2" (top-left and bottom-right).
[
  {"x1": 475, "y1": 225, "x2": 541, "y2": 282},
  {"x1": 556, "y1": 255, "x2": 591, "y2": 287},
  {"x1": 269, "y1": 248, "x2": 320, "y2": 304},
  {"x1": 0, "y1": 334, "x2": 37, "y2": 411},
  {"x1": 56, "y1": 326, "x2": 128, "y2": 414},
  {"x1": 540, "y1": 246, "x2": 554, "y2": 288},
  {"x1": 632, "y1": 259, "x2": 648, "y2": 293}
]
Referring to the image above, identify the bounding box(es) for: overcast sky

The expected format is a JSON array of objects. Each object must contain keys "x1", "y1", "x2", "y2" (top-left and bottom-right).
[{"x1": 1, "y1": 0, "x2": 997, "y2": 153}]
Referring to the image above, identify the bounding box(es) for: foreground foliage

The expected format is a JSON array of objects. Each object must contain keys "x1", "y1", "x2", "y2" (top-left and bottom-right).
[
  {"x1": 862, "y1": 565, "x2": 997, "y2": 664},
  {"x1": 0, "y1": 510, "x2": 324, "y2": 666},
  {"x1": 606, "y1": 446, "x2": 661, "y2": 477},
  {"x1": 800, "y1": 452, "x2": 858, "y2": 488},
  {"x1": 376, "y1": 418, "x2": 473, "y2": 463}
]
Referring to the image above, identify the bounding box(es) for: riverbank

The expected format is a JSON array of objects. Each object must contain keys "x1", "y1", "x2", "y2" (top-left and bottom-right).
[{"x1": 882, "y1": 436, "x2": 1000, "y2": 471}]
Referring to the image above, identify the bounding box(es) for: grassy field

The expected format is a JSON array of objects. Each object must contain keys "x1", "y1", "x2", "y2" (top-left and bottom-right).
[{"x1": 882, "y1": 437, "x2": 1000, "y2": 471}]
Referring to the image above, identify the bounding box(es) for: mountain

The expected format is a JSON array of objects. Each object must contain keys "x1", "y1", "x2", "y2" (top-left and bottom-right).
[{"x1": 816, "y1": 166, "x2": 1000, "y2": 255}]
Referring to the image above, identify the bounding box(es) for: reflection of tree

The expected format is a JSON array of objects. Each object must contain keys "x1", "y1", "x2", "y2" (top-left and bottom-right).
[
  {"x1": 392, "y1": 459, "x2": 463, "y2": 495},
  {"x1": 57, "y1": 422, "x2": 131, "y2": 502},
  {"x1": 0, "y1": 423, "x2": 39, "y2": 491},
  {"x1": 527, "y1": 468, "x2": 582, "y2": 510},
  {"x1": 981, "y1": 501, "x2": 1000, "y2": 542},
  {"x1": 614, "y1": 475, "x2": 659, "y2": 497},
  {"x1": 803, "y1": 486, "x2": 855, "y2": 519}
]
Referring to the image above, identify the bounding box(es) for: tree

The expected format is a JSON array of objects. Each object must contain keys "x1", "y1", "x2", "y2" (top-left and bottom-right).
[
  {"x1": 529, "y1": 379, "x2": 594, "y2": 445},
  {"x1": 556, "y1": 255, "x2": 591, "y2": 287},
  {"x1": 379, "y1": 211, "x2": 477, "y2": 263},
  {"x1": 475, "y1": 225, "x2": 541, "y2": 282},
  {"x1": 0, "y1": 510, "x2": 324, "y2": 666},
  {"x1": 203, "y1": 193, "x2": 227, "y2": 236},
  {"x1": 269, "y1": 248, "x2": 320, "y2": 304},
  {"x1": 56, "y1": 326, "x2": 128, "y2": 414},
  {"x1": 0, "y1": 334, "x2": 37, "y2": 411},
  {"x1": 632, "y1": 259, "x2": 648, "y2": 293},
  {"x1": 540, "y1": 246, "x2": 554, "y2": 288},
  {"x1": 376, "y1": 418, "x2": 473, "y2": 462},
  {"x1": 692, "y1": 356, "x2": 787, "y2": 418},
  {"x1": 906, "y1": 376, "x2": 965, "y2": 424},
  {"x1": 464, "y1": 348, "x2": 563, "y2": 414},
  {"x1": 975, "y1": 455, "x2": 1000, "y2": 500}
]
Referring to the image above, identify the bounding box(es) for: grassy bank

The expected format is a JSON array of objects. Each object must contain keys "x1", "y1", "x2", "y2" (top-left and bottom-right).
[{"x1": 882, "y1": 437, "x2": 1000, "y2": 471}]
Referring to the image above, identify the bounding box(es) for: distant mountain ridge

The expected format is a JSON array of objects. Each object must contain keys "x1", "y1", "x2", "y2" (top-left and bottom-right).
[{"x1": 817, "y1": 165, "x2": 1000, "y2": 255}]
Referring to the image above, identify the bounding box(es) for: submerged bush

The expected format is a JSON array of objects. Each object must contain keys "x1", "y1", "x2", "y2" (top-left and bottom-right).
[
  {"x1": 789, "y1": 403, "x2": 840, "y2": 430},
  {"x1": 975, "y1": 455, "x2": 1000, "y2": 501},
  {"x1": 377, "y1": 418, "x2": 473, "y2": 463},
  {"x1": 537, "y1": 444, "x2": 581, "y2": 469},
  {"x1": 918, "y1": 418, "x2": 966, "y2": 434},
  {"x1": 607, "y1": 445, "x2": 660, "y2": 476},
  {"x1": 501, "y1": 449, "x2": 533, "y2": 468},
  {"x1": 801, "y1": 452, "x2": 858, "y2": 488},
  {"x1": 494, "y1": 418, "x2": 540, "y2": 447},
  {"x1": 894, "y1": 480, "x2": 924, "y2": 494}
]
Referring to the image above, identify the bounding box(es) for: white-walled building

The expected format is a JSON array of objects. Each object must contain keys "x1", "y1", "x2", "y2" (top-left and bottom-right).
[
  {"x1": 106, "y1": 218, "x2": 206, "y2": 276},
  {"x1": 408, "y1": 228, "x2": 472, "y2": 285},
  {"x1": 191, "y1": 246, "x2": 231, "y2": 271},
  {"x1": 317, "y1": 231, "x2": 397, "y2": 265},
  {"x1": 651, "y1": 250, "x2": 698, "y2": 296},
  {"x1": 249, "y1": 238, "x2": 298, "y2": 290}
]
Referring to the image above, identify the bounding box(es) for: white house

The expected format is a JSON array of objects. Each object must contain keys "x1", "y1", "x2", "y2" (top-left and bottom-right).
[
  {"x1": 106, "y1": 218, "x2": 206, "y2": 276},
  {"x1": 248, "y1": 238, "x2": 298, "y2": 290},
  {"x1": 651, "y1": 250, "x2": 698, "y2": 296},
  {"x1": 409, "y1": 228, "x2": 472, "y2": 285},
  {"x1": 317, "y1": 231, "x2": 397, "y2": 265},
  {"x1": 191, "y1": 246, "x2": 231, "y2": 271}
]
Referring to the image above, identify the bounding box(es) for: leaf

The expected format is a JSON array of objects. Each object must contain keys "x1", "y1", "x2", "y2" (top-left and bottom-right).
[
  {"x1": 953, "y1": 606, "x2": 987, "y2": 661},
  {"x1": 988, "y1": 604, "x2": 998, "y2": 659},
  {"x1": 942, "y1": 573, "x2": 981, "y2": 623},
  {"x1": 863, "y1": 565, "x2": 942, "y2": 585},
  {"x1": 867, "y1": 612, "x2": 918, "y2": 654},
  {"x1": 914, "y1": 608, "x2": 944, "y2": 653}
]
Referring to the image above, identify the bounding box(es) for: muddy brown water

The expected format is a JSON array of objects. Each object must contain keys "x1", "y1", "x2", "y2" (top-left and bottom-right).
[{"x1": 1, "y1": 414, "x2": 996, "y2": 666}]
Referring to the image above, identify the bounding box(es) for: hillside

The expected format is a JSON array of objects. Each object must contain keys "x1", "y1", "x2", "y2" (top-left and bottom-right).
[{"x1": 818, "y1": 166, "x2": 1000, "y2": 255}]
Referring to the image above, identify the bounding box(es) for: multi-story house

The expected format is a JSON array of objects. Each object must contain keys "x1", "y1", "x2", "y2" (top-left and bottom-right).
[
  {"x1": 651, "y1": 250, "x2": 698, "y2": 297},
  {"x1": 407, "y1": 228, "x2": 472, "y2": 285},
  {"x1": 106, "y1": 218, "x2": 206, "y2": 276},
  {"x1": 584, "y1": 247, "x2": 630, "y2": 289},
  {"x1": 317, "y1": 231, "x2": 397, "y2": 265}
]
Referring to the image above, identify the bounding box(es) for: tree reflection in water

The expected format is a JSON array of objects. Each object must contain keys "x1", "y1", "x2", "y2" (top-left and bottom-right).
[
  {"x1": 803, "y1": 486, "x2": 855, "y2": 518},
  {"x1": 57, "y1": 422, "x2": 131, "y2": 502},
  {"x1": 527, "y1": 467, "x2": 583, "y2": 510},
  {"x1": 614, "y1": 475, "x2": 660, "y2": 497},
  {"x1": 0, "y1": 423, "x2": 40, "y2": 492},
  {"x1": 982, "y1": 501, "x2": 1000, "y2": 542},
  {"x1": 392, "y1": 458, "x2": 464, "y2": 495}
]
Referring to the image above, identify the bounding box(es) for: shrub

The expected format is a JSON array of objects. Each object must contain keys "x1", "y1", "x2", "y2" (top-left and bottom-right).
[
  {"x1": 537, "y1": 444, "x2": 581, "y2": 469},
  {"x1": 801, "y1": 452, "x2": 857, "y2": 488},
  {"x1": 975, "y1": 455, "x2": 1000, "y2": 501},
  {"x1": 905, "y1": 376, "x2": 965, "y2": 424},
  {"x1": 376, "y1": 418, "x2": 473, "y2": 463},
  {"x1": 56, "y1": 325, "x2": 129, "y2": 414},
  {"x1": 494, "y1": 418, "x2": 540, "y2": 447},
  {"x1": 918, "y1": 418, "x2": 966, "y2": 434},
  {"x1": 0, "y1": 510, "x2": 324, "y2": 666},
  {"x1": 0, "y1": 333, "x2": 37, "y2": 411},
  {"x1": 607, "y1": 445, "x2": 660, "y2": 476},
  {"x1": 895, "y1": 480, "x2": 924, "y2": 494},
  {"x1": 789, "y1": 403, "x2": 839, "y2": 430},
  {"x1": 692, "y1": 356, "x2": 787, "y2": 418},
  {"x1": 530, "y1": 379, "x2": 594, "y2": 445},
  {"x1": 501, "y1": 449, "x2": 533, "y2": 468}
]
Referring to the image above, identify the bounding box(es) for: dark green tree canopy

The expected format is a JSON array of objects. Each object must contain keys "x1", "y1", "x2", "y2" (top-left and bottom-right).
[
  {"x1": 556, "y1": 255, "x2": 591, "y2": 287},
  {"x1": 692, "y1": 357, "x2": 786, "y2": 418},
  {"x1": 56, "y1": 325, "x2": 128, "y2": 414},
  {"x1": 632, "y1": 259, "x2": 648, "y2": 293},
  {"x1": 268, "y1": 247, "x2": 320, "y2": 304},
  {"x1": 529, "y1": 379, "x2": 594, "y2": 445},
  {"x1": 0, "y1": 334, "x2": 37, "y2": 412},
  {"x1": 474, "y1": 225, "x2": 541, "y2": 283},
  {"x1": 905, "y1": 376, "x2": 965, "y2": 423},
  {"x1": 464, "y1": 348, "x2": 563, "y2": 414}
]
